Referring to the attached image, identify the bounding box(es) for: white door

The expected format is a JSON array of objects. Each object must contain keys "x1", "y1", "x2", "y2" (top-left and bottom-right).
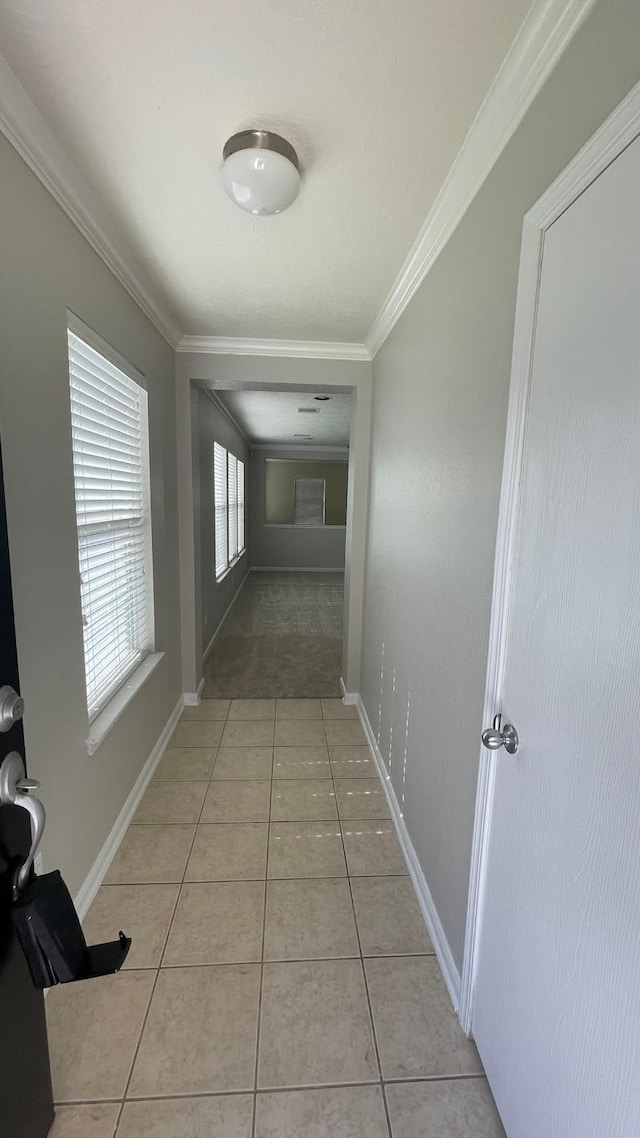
[{"x1": 472, "y1": 130, "x2": 640, "y2": 1137}]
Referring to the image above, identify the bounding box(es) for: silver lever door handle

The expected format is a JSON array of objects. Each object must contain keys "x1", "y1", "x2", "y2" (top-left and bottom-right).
[{"x1": 0, "y1": 751, "x2": 46, "y2": 898}]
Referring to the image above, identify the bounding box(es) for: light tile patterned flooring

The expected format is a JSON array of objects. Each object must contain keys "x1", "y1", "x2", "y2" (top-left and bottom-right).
[{"x1": 48, "y1": 698, "x2": 504, "y2": 1138}]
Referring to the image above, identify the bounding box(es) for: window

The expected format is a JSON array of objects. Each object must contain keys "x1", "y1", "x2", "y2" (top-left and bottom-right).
[
  {"x1": 264, "y1": 459, "x2": 348, "y2": 526},
  {"x1": 294, "y1": 477, "x2": 326, "y2": 525},
  {"x1": 214, "y1": 441, "x2": 245, "y2": 579},
  {"x1": 67, "y1": 320, "x2": 154, "y2": 721}
]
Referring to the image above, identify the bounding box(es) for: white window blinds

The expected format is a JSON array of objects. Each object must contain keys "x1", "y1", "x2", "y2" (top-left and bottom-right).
[
  {"x1": 214, "y1": 442, "x2": 228, "y2": 578},
  {"x1": 213, "y1": 443, "x2": 245, "y2": 579},
  {"x1": 227, "y1": 452, "x2": 239, "y2": 563},
  {"x1": 237, "y1": 459, "x2": 245, "y2": 554},
  {"x1": 294, "y1": 477, "x2": 325, "y2": 525},
  {"x1": 67, "y1": 324, "x2": 154, "y2": 720}
]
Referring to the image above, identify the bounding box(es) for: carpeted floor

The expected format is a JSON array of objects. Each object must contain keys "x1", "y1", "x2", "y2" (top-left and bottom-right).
[{"x1": 202, "y1": 571, "x2": 344, "y2": 699}]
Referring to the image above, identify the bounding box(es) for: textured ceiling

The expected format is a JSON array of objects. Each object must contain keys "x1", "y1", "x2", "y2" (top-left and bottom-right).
[
  {"x1": 0, "y1": 0, "x2": 533, "y2": 341},
  {"x1": 217, "y1": 389, "x2": 352, "y2": 447}
]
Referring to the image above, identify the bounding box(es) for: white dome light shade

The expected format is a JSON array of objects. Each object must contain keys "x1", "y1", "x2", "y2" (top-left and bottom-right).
[{"x1": 221, "y1": 130, "x2": 300, "y2": 216}]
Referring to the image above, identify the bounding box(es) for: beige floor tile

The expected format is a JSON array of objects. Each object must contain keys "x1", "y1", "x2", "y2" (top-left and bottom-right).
[
  {"x1": 128, "y1": 964, "x2": 260, "y2": 1096},
  {"x1": 163, "y1": 881, "x2": 264, "y2": 965},
  {"x1": 385, "y1": 1079, "x2": 505, "y2": 1138},
  {"x1": 256, "y1": 1086, "x2": 389, "y2": 1138},
  {"x1": 270, "y1": 779, "x2": 337, "y2": 821},
  {"x1": 275, "y1": 720, "x2": 327, "y2": 746},
  {"x1": 229, "y1": 698, "x2": 276, "y2": 720},
  {"x1": 268, "y1": 821, "x2": 347, "y2": 879},
  {"x1": 221, "y1": 720, "x2": 275, "y2": 747},
  {"x1": 180, "y1": 699, "x2": 230, "y2": 721},
  {"x1": 276, "y1": 698, "x2": 322, "y2": 719},
  {"x1": 118, "y1": 1095, "x2": 254, "y2": 1138},
  {"x1": 50, "y1": 1104, "x2": 119, "y2": 1138},
  {"x1": 335, "y1": 778, "x2": 390, "y2": 819},
  {"x1": 365, "y1": 957, "x2": 483, "y2": 1078},
  {"x1": 153, "y1": 747, "x2": 216, "y2": 781},
  {"x1": 325, "y1": 720, "x2": 366, "y2": 746},
  {"x1": 321, "y1": 698, "x2": 359, "y2": 720},
  {"x1": 351, "y1": 876, "x2": 433, "y2": 956},
  {"x1": 273, "y1": 746, "x2": 330, "y2": 779},
  {"x1": 341, "y1": 821, "x2": 407, "y2": 876},
  {"x1": 47, "y1": 970, "x2": 154, "y2": 1101},
  {"x1": 330, "y1": 746, "x2": 376, "y2": 778},
  {"x1": 212, "y1": 746, "x2": 273, "y2": 780},
  {"x1": 185, "y1": 823, "x2": 268, "y2": 881},
  {"x1": 202, "y1": 779, "x2": 271, "y2": 822},
  {"x1": 83, "y1": 884, "x2": 179, "y2": 968},
  {"x1": 104, "y1": 825, "x2": 195, "y2": 884},
  {"x1": 258, "y1": 959, "x2": 378, "y2": 1088},
  {"x1": 133, "y1": 781, "x2": 207, "y2": 824},
  {"x1": 171, "y1": 722, "x2": 224, "y2": 748},
  {"x1": 264, "y1": 878, "x2": 359, "y2": 961}
]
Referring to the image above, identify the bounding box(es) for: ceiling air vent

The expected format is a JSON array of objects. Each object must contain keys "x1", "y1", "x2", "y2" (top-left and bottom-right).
[{"x1": 297, "y1": 407, "x2": 320, "y2": 413}]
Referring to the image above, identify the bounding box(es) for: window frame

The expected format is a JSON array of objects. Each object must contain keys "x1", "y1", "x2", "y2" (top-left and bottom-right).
[
  {"x1": 213, "y1": 439, "x2": 246, "y2": 581},
  {"x1": 66, "y1": 313, "x2": 157, "y2": 733}
]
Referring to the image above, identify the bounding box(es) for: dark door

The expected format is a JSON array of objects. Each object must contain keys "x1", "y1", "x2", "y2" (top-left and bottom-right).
[{"x1": 0, "y1": 444, "x2": 54, "y2": 1137}]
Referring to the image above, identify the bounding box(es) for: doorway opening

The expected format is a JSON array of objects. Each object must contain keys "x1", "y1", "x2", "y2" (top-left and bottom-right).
[{"x1": 191, "y1": 383, "x2": 353, "y2": 699}]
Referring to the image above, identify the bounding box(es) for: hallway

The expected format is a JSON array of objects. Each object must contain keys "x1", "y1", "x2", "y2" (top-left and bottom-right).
[
  {"x1": 47, "y1": 697, "x2": 503, "y2": 1137},
  {"x1": 203, "y1": 572, "x2": 345, "y2": 699}
]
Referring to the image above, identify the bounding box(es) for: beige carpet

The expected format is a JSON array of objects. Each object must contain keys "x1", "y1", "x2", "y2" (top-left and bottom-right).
[{"x1": 203, "y1": 571, "x2": 344, "y2": 699}]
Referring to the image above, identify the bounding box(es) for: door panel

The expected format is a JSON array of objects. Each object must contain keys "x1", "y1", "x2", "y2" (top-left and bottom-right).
[
  {"x1": 473, "y1": 135, "x2": 640, "y2": 1136},
  {"x1": 0, "y1": 447, "x2": 54, "y2": 1137}
]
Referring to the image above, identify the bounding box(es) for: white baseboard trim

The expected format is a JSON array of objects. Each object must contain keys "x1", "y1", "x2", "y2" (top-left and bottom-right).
[
  {"x1": 339, "y1": 676, "x2": 358, "y2": 705},
  {"x1": 74, "y1": 695, "x2": 184, "y2": 921},
  {"x1": 250, "y1": 566, "x2": 345, "y2": 573},
  {"x1": 183, "y1": 677, "x2": 206, "y2": 706},
  {"x1": 355, "y1": 693, "x2": 462, "y2": 1016},
  {"x1": 202, "y1": 569, "x2": 250, "y2": 667}
]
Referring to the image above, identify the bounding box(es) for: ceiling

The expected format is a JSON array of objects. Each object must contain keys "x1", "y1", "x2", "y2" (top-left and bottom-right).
[
  {"x1": 217, "y1": 389, "x2": 352, "y2": 447},
  {"x1": 0, "y1": 0, "x2": 534, "y2": 343}
]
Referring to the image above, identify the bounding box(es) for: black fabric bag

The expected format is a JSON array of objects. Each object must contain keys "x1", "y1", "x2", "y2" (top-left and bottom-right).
[{"x1": 12, "y1": 870, "x2": 130, "y2": 988}]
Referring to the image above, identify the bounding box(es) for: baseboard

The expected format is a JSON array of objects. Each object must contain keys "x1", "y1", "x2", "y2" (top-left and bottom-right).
[
  {"x1": 339, "y1": 676, "x2": 358, "y2": 705},
  {"x1": 183, "y1": 677, "x2": 206, "y2": 706},
  {"x1": 250, "y1": 566, "x2": 345, "y2": 573},
  {"x1": 202, "y1": 570, "x2": 250, "y2": 667},
  {"x1": 355, "y1": 693, "x2": 462, "y2": 1015},
  {"x1": 74, "y1": 695, "x2": 184, "y2": 921}
]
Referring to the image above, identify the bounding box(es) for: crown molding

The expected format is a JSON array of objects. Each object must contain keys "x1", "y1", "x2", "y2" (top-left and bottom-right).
[
  {"x1": 365, "y1": 0, "x2": 598, "y2": 358},
  {"x1": 177, "y1": 335, "x2": 371, "y2": 361},
  {"x1": 251, "y1": 443, "x2": 349, "y2": 453},
  {"x1": 0, "y1": 55, "x2": 182, "y2": 349}
]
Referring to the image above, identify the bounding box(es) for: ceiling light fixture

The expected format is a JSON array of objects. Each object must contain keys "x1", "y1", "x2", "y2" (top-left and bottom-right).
[{"x1": 221, "y1": 130, "x2": 300, "y2": 216}]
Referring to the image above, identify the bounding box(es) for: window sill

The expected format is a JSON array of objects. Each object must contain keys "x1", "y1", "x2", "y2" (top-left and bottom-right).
[
  {"x1": 86, "y1": 652, "x2": 165, "y2": 756},
  {"x1": 216, "y1": 549, "x2": 246, "y2": 585}
]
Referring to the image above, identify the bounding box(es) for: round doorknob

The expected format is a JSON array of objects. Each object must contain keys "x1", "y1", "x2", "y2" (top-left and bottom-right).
[
  {"x1": 0, "y1": 685, "x2": 25, "y2": 733},
  {"x1": 481, "y1": 722, "x2": 519, "y2": 755},
  {"x1": 481, "y1": 728, "x2": 504, "y2": 749}
]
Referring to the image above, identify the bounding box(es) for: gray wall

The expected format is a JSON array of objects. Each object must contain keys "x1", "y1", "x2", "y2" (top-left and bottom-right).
[
  {"x1": 251, "y1": 448, "x2": 348, "y2": 569},
  {"x1": 0, "y1": 135, "x2": 182, "y2": 899},
  {"x1": 361, "y1": 0, "x2": 640, "y2": 973},
  {"x1": 193, "y1": 389, "x2": 250, "y2": 662}
]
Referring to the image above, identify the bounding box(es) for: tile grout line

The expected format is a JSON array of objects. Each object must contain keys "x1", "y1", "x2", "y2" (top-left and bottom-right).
[
  {"x1": 327, "y1": 722, "x2": 393, "y2": 1138},
  {"x1": 112, "y1": 700, "x2": 233, "y2": 1135},
  {"x1": 59, "y1": 1071, "x2": 490, "y2": 1111},
  {"x1": 250, "y1": 718, "x2": 275, "y2": 1138}
]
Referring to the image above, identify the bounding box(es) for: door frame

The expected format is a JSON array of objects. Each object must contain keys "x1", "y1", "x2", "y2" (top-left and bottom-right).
[{"x1": 458, "y1": 79, "x2": 640, "y2": 1035}]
